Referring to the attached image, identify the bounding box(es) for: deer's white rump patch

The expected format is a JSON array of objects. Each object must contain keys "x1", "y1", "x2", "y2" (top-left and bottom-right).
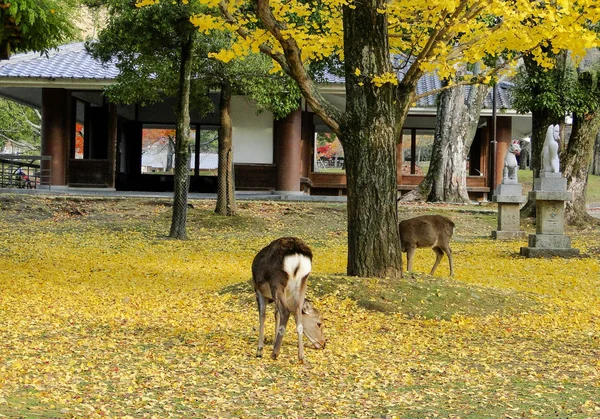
[{"x1": 283, "y1": 253, "x2": 312, "y2": 298}]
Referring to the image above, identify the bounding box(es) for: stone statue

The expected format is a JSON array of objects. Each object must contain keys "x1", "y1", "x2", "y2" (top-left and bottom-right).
[
  {"x1": 542, "y1": 124, "x2": 560, "y2": 173},
  {"x1": 503, "y1": 140, "x2": 521, "y2": 182}
]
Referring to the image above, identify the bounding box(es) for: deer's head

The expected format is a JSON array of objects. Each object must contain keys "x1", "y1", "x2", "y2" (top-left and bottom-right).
[{"x1": 301, "y1": 300, "x2": 326, "y2": 349}]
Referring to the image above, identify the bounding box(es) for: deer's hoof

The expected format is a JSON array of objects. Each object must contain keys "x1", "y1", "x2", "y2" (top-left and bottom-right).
[{"x1": 271, "y1": 353, "x2": 278, "y2": 360}]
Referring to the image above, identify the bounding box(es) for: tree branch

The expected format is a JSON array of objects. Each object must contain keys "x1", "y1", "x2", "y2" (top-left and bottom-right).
[
  {"x1": 256, "y1": 0, "x2": 342, "y2": 134},
  {"x1": 220, "y1": 0, "x2": 342, "y2": 135}
]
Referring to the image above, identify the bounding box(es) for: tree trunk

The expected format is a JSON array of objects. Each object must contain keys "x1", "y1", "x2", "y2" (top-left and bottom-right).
[
  {"x1": 341, "y1": 2, "x2": 406, "y2": 278},
  {"x1": 563, "y1": 111, "x2": 600, "y2": 226},
  {"x1": 215, "y1": 83, "x2": 237, "y2": 216},
  {"x1": 168, "y1": 34, "x2": 194, "y2": 239},
  {"x1": 592, "y1": 130, "x2": 600, "y2": 175},
  {"x1": 401, "y1": 66, "x2": 487, "y2": 203}
]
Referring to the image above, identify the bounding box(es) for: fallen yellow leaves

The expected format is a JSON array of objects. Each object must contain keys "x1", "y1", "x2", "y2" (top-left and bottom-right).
[{"x1": 0, "y1": 198, "x2": 599, "y2": 417}]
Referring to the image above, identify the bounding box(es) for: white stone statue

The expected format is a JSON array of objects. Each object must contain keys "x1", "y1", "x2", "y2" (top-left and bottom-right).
[
  {"x1": 503, "y1": 140, "x2": 521, "y2": 182},
  {"x1": 542, "y1": 124, "x2": 560, "y2": 173}
]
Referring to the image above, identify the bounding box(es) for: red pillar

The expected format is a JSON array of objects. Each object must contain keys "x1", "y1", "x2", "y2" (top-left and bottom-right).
[
  {"x1": 274, "y1": 109, "x2": 302, "y2": 192},
  {"x1": 494, "y1": 116, "x2": 512, "y2": 190},
  {"x1": 41, "y1": 88, "x2": 70, "y2": 186}
]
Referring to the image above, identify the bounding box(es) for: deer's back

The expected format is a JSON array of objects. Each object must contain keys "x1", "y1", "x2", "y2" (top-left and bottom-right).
[
  {"x1": 252, "y1": 237, "x2": 313, "y2": 289},
  {"x1": 399, "y1": 215, "x2": 455, "y2": 248}
]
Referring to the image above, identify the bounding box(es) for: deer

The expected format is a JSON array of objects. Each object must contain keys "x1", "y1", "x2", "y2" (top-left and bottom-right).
[
  {"x1": 251, "y1": 237, "x2": 326, "y2": 363},
  {"x1": 399, "y1": 214, "x2": 455, "y2": 277}
]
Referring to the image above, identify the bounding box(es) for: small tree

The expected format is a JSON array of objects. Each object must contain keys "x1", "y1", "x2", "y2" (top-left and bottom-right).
[
  {"x1": 513, "y1": 52, "x2": 600, "y2": 225},
  {"x1": 89, "y1": 0, "x2": 301, "y2": 228}
]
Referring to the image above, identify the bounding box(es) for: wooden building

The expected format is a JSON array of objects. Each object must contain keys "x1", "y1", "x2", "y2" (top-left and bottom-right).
[{"x1": 0, "y1": 43, "x2": 531, "y2": 199}]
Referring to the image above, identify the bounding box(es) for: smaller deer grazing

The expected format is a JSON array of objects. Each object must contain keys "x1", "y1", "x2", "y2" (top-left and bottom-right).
[
  {"x1": 399, "y1": 214, "x2": 455, "y2": 277},
  {"x1": 252, "y1": 237, "x2": 325, "y2": 363}
]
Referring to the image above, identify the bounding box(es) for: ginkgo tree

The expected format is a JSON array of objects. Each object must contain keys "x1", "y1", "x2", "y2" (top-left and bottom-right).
[{"x1": 141, "y1": 0, "x2": 600, "y2": 277}]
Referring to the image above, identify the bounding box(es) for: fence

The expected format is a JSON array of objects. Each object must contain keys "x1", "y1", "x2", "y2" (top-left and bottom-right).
[{"x1": 0, "y1": 155, "x2": 52, "y2": 190}]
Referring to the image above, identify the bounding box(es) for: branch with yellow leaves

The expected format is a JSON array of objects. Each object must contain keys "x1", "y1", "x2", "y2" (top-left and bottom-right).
[
  {"x1": 252, "y1": 0, "x2": 342, "y2": 135},
  {"x1": 217, "y1": 0, "x2": 342, "y2": 135}
]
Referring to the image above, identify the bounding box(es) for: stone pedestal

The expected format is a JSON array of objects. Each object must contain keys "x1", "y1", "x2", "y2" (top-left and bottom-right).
[
  {"x1": 519, "y1": 173, "x2": 579, "y2": 257},
  {"x1": 492, "y1": 183, "x2": 527, "y2": 240}
]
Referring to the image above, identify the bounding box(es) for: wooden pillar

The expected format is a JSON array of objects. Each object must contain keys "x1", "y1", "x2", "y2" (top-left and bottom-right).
[
  {"x1": 300, "y1": 111, "x2": 314, "y2": 178},
  {"x1": 494, "y1": 116, "x2": 512, "y2": 191},
  {"x1": 41, "y1": 88, "x2": 70, "y2": 186},
  {"x1": 274, "y1": 109, "x2": 302, "y2": 192},
  {"x1": 106, "y1": 103, "x2": 118, "y2": 188}
]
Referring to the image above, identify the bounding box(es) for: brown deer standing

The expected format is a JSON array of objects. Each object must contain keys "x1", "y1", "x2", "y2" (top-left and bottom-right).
[
  {"x1": 252, "y1": 237, "x2": 326, "y2": 363},
  {"x1": 399, "y1": 214, "x2": 455, "y2": 277}
]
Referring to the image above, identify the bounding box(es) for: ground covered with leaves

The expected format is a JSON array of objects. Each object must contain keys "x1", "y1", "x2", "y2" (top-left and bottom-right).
[{"x1": 0, "y1": 195, "x2": 599, "y2": 418}]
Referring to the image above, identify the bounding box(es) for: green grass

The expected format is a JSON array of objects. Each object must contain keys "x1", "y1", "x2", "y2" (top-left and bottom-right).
[{"x1": 225, "y1": 273, "x2": 543, "y2": 321}]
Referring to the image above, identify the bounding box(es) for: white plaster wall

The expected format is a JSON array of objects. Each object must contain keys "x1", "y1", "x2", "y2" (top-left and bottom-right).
[{"x1": 231, "y1": 96, "x2": 273, "y2": 164}]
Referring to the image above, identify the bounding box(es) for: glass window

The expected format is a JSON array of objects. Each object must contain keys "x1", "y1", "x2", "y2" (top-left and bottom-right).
[
  {"x1": 197, "y1": 127, "x2": 219, "y2": 175},
  {"x1": 402, "y1": 129, "x2": 434, "y2": 175},
  {"x1": 141, "y1": 125, "x2": 196, "y2": 175},
  {"x1": 74, "y1": 100, "x2": 86, "y2": 160},
  {"x1": 314, "y1": 132, "x2": 344, "y2": 172}
]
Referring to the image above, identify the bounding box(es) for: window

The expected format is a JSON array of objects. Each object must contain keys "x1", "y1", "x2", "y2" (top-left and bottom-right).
[
  {"x1": 314, "y1": 132, "x2": 344, "y2": 172},
  {"x1": 196, "y1": 127, "x2": 218, "y2": 176},
  {"x1": 74, "y1": 100, "x2": 86, "y2": 159},
  {"x1": 402, "y1": 129, "x2": 433, "y2": 175},
  {"x1": 141, "y1": 125, "x2": 220, "y2": 175}
]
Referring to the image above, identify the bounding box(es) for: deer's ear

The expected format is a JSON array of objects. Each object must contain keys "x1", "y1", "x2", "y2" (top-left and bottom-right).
[{"x1": 302, "y1": 300, "x2": 314, "y2": 315}]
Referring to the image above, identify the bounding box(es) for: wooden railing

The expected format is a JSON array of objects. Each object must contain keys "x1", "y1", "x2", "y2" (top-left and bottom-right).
[{"x1": 0, "y1": 155, "x2": 52, "y2": 189}]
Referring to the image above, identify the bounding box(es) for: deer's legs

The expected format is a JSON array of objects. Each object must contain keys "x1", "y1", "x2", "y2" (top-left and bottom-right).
[
  {"x1": 431, "y1": 247, "x2": 444, "y2": 275},
  {"x1": 295, "y1": 287, "x2": 308, "y2": 363},
  {"x1": 271, "y1": 290, "x2": 290, "y2": 360},
  {"x1": 272, "y1": 311, "x2": 290, "y2": 360},
  {"x1": 256, "y1": 292, "x2": 267, "y2": 358},
  {"x1": 406, "y1": 246, "x2": 416, "y2": 273},
  {"x1": 442, "y1": 244, "x2": 454, "y2": 276}
]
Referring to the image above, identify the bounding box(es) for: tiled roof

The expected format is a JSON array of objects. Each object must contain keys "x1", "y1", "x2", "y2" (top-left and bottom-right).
[
  {"x1": 0, "y1": 42, "x2": 513, "y2": 109},
  {"x1": 0, "y1": 42, "x2": 118, "y2": 80},
  {"x1": 320, "y1": 69, "x2": 513, "y2": 109}
]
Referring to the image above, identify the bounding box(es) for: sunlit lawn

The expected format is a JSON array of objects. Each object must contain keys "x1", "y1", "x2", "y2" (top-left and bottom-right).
[{"x1": 0, "y1": 195, "x2": 599, "y2": 418}]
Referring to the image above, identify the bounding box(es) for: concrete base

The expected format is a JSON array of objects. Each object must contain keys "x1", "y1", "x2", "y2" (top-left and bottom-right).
[
  {"x1": 491, "y1": 197, "x2": 527, "y2": 240},
  {"x1": 493, "y1": 183, "x2": 523, "y2": 197},
  {"x1": 534, "y1": 173, "x2": 567, "y2": 191},
  {"x1": 520, "y1": 233, "x2": 580, "y2": 258},
  {"x1": 272, "y1": 190, "x2": 305, "y2": 196},
  {"x1": 520, "y1": 247, "x2": 581, "y2": 258},
  {"x1": 492, "y1": 230, "x2": 527, "y2": 240},
  {"x1": 527, "y1": 233, "x2": 572, "y2": 248}
]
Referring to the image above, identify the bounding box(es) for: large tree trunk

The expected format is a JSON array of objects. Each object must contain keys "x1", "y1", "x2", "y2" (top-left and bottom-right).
[
  {"x1": 592, "y1": 130, "x2": 600, "y2": 175},
  {"x1": 168, "y1": 34, "x2": 194, "y2": 239},
  {"x1": 563, "y1": 111, "x2": 600, "y2": 226},
  {"x1": 401, "y1": 66, "x2": 487, "y2": 203},
  {"x1": 215, "y1": 83, "x2": 237, "y2": 216},
  {"x1": 341, "y1": 1, "x2": 406, "y2": 278}
]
